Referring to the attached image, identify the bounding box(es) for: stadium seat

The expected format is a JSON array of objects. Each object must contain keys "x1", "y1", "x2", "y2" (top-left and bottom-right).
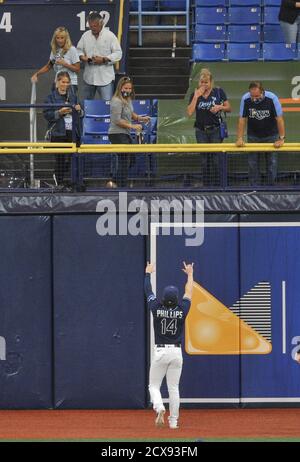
[
  {"x1": 160, "y1": 0, "x2": 187, "y2": 9},
  {"x1": 228, "y1": 25, "x2": 261, "y2": 42},
  {"x1": 264, "y1": 6, "x2": 280, "y2": 24},
  {"x1": 228, "y1": 6, "x2": 261, "y2": 24},
  {"x1": 193, "y1": 43, "x2": 225, "y2": 61},
  {"x1": 82, "y1": 117, "x2": 111, "y2": 136},
  {"x1": 262, "y1": 42, "x2": 297, "y2": 60},
  {"x1": 196, "y1": 0, "x2": 227, "y2": 6},
  {"x1": 227, "y1": 43, "x2": 260, "y2": 61},
  {"x1": 195, "y1": 24, "x2": 227, "y2": 43},
  {"x1": 264, "y1": 24, "x2": 286, "y2": 42},
  {"x1": 151, "y1": 99, "x2": 158, "y2": 116},
  {"x1": 263, "y1": 0, "x2": 281, "y2": 6},
  {"x1": 81, "y1": 134, "x2": 110, "y2": 144},
  {"x1": 130, "y1": 1, "x2": 156, "y2": 11},
  {"x1": 195, "y1": 7, "x2": 227, "y2": 24},
  {"x1": 230, "y1": 0, "x2": 260, "y2": 5},
  {"x1": 84, "y1": 100, "x2": 110, "y2": 118},
  {"x1": 132, "y1": 99, "x2": 151, "y2": 115}
]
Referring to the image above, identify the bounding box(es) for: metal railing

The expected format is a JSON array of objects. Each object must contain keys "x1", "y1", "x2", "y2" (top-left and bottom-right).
[
  {"x1": 130, "y1": 0, "x2": 190, "y2": 46},
  {"x1": 1, "y1": 142, "x2": 300, "y2": 191}
]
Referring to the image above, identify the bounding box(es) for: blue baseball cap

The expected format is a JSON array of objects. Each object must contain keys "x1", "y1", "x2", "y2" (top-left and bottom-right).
[{"x1": 162, "y1": 285, "x2": 179, "y2": 308}]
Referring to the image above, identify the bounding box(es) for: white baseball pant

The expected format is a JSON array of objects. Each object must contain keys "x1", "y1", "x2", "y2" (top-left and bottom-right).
[{"x1": 148, "y1": 345, "x2": 183, "y2": 422}]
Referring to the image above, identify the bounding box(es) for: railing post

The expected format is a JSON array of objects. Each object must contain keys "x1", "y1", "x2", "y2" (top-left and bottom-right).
[{"x1": 138, "y1": 0, "x2": 143, "y2": 46}]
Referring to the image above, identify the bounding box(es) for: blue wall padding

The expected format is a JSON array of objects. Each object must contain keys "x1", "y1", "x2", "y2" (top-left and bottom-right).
[
  {"x1": 0, "y1": 216, "x2": 52, "y2": 409},
  {"x1": 53, "y1": 215, "x2": 146, "y2": 408},
  {"x1": 155, "y1": 215, "x2": 241, "y2": 404},
  {"x1": 240, "y1": 215, "x2": 300, "y2": 399}
]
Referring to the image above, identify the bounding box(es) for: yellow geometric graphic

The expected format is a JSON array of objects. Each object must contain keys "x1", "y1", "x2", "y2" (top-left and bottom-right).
[{"x1": 185, "y1": 282, "x2": 272, "y2": 355}]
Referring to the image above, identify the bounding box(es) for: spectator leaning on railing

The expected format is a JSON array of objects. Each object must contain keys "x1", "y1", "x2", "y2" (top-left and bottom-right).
[{"x1": 236, "y1": 81, "x2": 285, "y2": 186}]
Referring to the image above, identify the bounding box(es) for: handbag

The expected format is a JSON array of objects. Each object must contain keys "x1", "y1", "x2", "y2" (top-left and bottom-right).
[
  {"x1": 216, "y1": 87, "x2": 228, "y2": 140},
  {"x1": 44, "y1": 122, "x2": 57, "y2": 141}
]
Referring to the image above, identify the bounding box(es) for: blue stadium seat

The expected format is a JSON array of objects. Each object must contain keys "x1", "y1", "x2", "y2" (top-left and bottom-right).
[
  {"x1": 83, "y1": 117, "x2": 111, "y2": 136},
  {"x1": 151, "y1": 99, "x2": 158, "y2": 116},
  {"x1": 195, "y1": 7, "x2": 227, "y2": 24},
  {"x1": 262, "y1": 42, "x2": 297, "y2": 60},
  {"x1": 263, "y1": 0, "x2": 281, "y2": 5},
  {"x1": 193, "y1": 43, "x2": 225, "y2": 61},
  {"x1": 160, "y1": 0, "x2": 187, "y2": 9},
  {"x1": 230, "y1": 0, "x2": 260, "y2": 5},
  {"x1": 81, "y1": 134, "x2": 110, "y2": 144},
  {"x1": 228, "y1": 6, "x2": 261, "y2": 24},
  {"x1": 228, "y1": 25, "x2": 261, "y2": 42},
  {"x1": 132, "y1": 99, "x2": 151, "y2": 115},
  {"x1": 84, "y1": 100, "x2": 111, "y2": 118},
  {"x1": 264, "y1": 6, "x2": 280, "y2": 24},
  {"x1": 264, "y1": 24, "x2": 285, "y2": 42},
  {"x1": 227, "y1": 43, "x2": 260, "y2": 61},
  {"x1": 130, "y1": 1, "x2": 156, "y2": 11},
  {"x1": 196, "y1": 0, "x2": 227, "y2": 6},
  {"x1": 150, "y1": 117, "x2": 157, "y2": 133},
  {"x1": 195, "y1": 24, "x2": 227, "y2": 42}
]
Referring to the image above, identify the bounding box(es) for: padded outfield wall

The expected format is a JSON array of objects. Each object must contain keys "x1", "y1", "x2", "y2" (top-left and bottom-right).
[{"x1": 0, "y1": 192, "x2": 300, "y2": 409}]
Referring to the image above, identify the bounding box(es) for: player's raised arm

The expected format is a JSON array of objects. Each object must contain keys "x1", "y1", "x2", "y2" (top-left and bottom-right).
[
  {"x1": 182, "y1": 262, "x2": 194, "y2": 300},
  {"x1": 144, "y1": 262, "x2": 156, "y2": 301}
]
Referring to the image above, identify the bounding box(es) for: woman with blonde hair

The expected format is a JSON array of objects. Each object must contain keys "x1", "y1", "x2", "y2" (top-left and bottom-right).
[
  {"x1": 108, "y1": 76, "x2": 150, "y2": 187},
  {"x1": 187, "y1": 68, "x2": 231, "y2": 186},
  {"x1": 31, "y1": 27, "x2": 80, "y2": 94}
]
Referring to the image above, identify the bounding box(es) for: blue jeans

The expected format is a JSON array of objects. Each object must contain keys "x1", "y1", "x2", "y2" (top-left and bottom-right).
[
  {"x1": 248, "y1": 135, "x2": 278, "y2": 186},
  {"x1": 195, "y1": 126, "x2": 222, "y2": 186},
  {"x1": 82, "y1": 81, "x2": 114, "y2": 101},
  {"x1": 280, "y1": 17, "x2": 300, "y2": 43}
]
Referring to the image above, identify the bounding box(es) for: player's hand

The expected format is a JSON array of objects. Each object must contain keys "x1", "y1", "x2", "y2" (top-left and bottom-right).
[
  {"x1": 145, "y1": 261, "x2": 155, "y2": 274},
  {"x1": 133, "y1": 124, "x2": 143, "y2": 132},
  {"x1": 182, "y1": 261, "x2": 194, "y2": 275},
  {"x1": 31, "y1": 74, "x2": 38, "y2": 83},
  {"x1": 296, "y1": 352, "x2": 300, "y2": 364}
]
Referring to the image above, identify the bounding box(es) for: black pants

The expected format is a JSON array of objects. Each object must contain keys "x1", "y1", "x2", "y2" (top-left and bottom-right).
[
  {"x1": 51, "y1": 130, "x2": 73, "y2": 184},
  {"x1": 108, "y1": 133, "x2": 132, "y2": 187}
]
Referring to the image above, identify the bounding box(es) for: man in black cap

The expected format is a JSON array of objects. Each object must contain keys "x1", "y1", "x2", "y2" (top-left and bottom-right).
[{"x1": 144, "y1": 261, "x2": 194, "y2": 429}]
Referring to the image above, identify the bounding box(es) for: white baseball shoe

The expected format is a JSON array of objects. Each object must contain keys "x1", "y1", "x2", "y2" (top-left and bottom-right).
[
  {"x1": 168, "y1": 417, "x2": 179, "y2": 429},
  {"x1": 155, "y1": 409, "x2": 165, "y2": 427}
]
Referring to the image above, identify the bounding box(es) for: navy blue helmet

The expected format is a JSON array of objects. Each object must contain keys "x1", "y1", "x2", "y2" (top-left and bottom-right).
[{"x1": 162, "y1": 285, "x2": 179, "y2": 308}]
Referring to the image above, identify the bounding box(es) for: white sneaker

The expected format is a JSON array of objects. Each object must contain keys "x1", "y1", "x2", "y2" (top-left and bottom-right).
[
  {"x1": 168, "y1": 417, "x2": 179, "y2": 429},
  {"x1": 155, "y1": 409, "x2": 165, "y2": 427}
]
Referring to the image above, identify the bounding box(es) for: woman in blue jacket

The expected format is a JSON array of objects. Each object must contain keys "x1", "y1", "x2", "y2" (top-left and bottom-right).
[{"x1": 43, "y1": 71, "x2": 83, "y2": 187}]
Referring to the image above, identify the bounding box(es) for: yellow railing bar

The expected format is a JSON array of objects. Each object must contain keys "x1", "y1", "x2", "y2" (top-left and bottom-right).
[
  {"x1": 78, "y1": 143, "x2": 300, "y2": 153},
  {"x1": 0, "y1": 149, "x2": 77, "y2": 154},
  {"x1": 0, "y1": 143, "x2": 76, "y2": 148}
]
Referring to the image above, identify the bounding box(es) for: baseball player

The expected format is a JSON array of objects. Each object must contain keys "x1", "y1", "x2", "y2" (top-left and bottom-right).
[{"x1": 144, "y1": 261, "x2": 194, "y2": 429}]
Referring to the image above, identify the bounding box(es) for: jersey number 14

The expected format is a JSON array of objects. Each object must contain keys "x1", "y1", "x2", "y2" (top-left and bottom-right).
[{"x1": 161, "y1": 318, "x2": 178, "y2": 336}]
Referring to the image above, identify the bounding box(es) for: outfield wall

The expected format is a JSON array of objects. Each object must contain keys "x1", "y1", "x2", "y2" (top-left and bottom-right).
[{"x1": 0, "y1": 193, "x2": 300, "y2": 408}]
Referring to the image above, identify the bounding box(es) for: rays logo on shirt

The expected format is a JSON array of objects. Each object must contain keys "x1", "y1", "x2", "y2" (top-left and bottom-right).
[
  {"x1": 249, "y1": 109, "x2": 270, "y2": 120},
  {"x1": 197, "y1": 96, "x2": 217, "y2": 110}
]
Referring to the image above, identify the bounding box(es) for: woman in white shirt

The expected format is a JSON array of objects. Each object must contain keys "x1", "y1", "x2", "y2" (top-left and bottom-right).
[{"x1": 31, "y1": 27, "x2": 80, "y2": 94}]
